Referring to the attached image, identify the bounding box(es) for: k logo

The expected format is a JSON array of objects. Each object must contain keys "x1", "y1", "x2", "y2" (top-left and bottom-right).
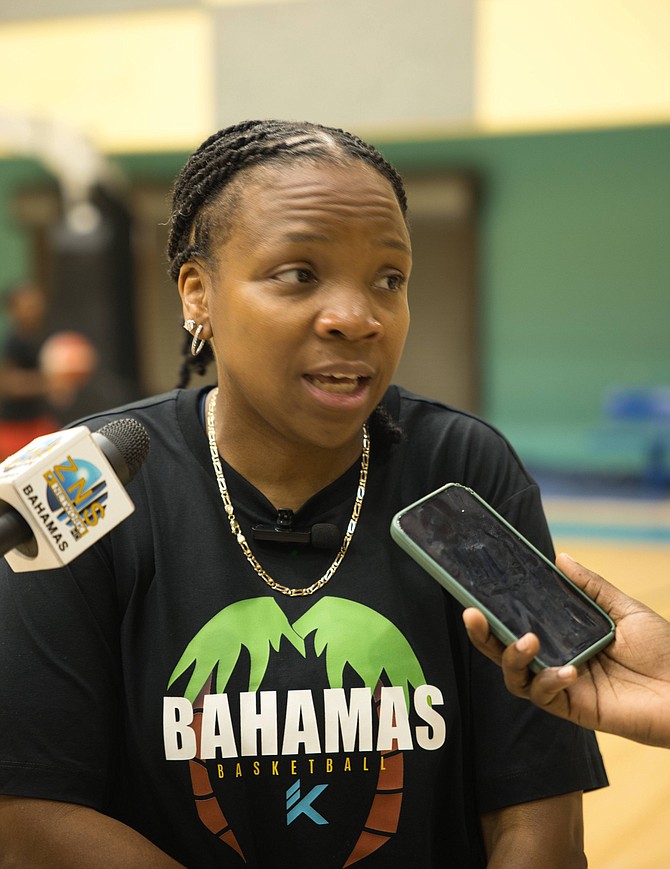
[{"x1": 286, "y1": 779, "x2": 329, "y2": 826}]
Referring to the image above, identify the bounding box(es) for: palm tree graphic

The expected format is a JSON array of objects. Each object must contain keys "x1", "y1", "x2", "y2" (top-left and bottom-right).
[{"x1": 168, "y1": 596, "x2": 426, "y2": 865}]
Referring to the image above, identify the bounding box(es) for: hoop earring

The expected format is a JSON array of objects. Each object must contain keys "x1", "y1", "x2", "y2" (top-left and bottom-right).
[{"x1": 190, "y1": 323, "x2": 206, "y2": 357}]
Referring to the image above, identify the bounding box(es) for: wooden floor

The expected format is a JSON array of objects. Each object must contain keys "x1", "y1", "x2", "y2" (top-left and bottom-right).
[{"x1": 545, "y1": 494, "x2": 670, "y2": 869}]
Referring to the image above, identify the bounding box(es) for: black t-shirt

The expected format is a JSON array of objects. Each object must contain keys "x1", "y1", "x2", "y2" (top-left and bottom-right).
[{"x1": 0, "y1": 386, "x2": 607, "y2": 867}]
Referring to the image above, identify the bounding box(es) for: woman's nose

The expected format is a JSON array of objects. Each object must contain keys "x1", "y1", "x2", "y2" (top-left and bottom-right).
[{"x1": 314, "y1": 289, "x2": 383, "y2": 341}]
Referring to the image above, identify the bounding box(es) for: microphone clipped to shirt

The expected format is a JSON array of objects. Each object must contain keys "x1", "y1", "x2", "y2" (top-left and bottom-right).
[
  {"x1": 253, "y1": 508, "x2": 340, "y2": 550},
  {"x1": 0, "y1": 418, "x2": 150, "y2": 572}
]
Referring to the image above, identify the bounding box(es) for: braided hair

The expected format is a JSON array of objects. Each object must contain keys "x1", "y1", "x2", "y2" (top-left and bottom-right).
[{"x1": 169, "y1": 119, "x2": 408, "y2": 390}]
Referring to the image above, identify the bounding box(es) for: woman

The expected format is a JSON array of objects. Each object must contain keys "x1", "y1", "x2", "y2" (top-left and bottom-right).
[{"x1": 0, "y1": 120, "x2": 607, "y2": 867}]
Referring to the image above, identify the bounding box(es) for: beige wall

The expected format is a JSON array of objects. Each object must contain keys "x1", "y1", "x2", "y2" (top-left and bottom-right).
[
  {"x1": 0, "y1": 8, "x2": 213, "y2": 154},
  {"x1": 476, "y1": 0, "x2": 670, "y2": 131},
  {"x1": 1, "y1": 0, "x2": 669, "y2": 157}
]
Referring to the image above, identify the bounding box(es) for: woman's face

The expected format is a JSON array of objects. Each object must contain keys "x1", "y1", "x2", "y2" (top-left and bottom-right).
[{"x1": 183, "y1": 159, "x2": 412, "y2": 451}]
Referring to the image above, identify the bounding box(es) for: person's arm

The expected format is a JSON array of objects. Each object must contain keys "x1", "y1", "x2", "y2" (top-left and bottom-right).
[
  {"x1": 463, "y1": 553, "x2": 670, "y2": 748},
  {"x1": 0, "y1": 796, "x2": 185, "y2": 868},
  {"x1": 481, "y1": 791, "x2": 586, "y2": 868}
]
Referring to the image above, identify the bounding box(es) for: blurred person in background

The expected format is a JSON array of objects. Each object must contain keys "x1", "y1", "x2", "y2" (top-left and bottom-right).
[
  {"x1": 39, "y1": 328, "x2": 100, "y2": 421},
  {"x1": 0, "y1": 280, "x2": 101, "y2": 459},
  {"x1": 0, "y1": 279, "x2": 58, "y2": 460}
]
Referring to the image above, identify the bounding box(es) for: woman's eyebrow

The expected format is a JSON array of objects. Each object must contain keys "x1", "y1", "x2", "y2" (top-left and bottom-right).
[
  {"x1": 282, "y1": 231, "x2": 330, "y2": 244},
  {"x1": 381, "y1": 237, "x2": 411, "y2": 253},
  {"x1": 281, "y1": 230, "x2": 410, "y2": 254}
]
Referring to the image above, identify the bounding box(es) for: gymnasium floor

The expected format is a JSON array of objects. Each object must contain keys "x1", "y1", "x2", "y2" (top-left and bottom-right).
[{"x1": 538, "y1": 478, "x2": 670, "y2": 868}]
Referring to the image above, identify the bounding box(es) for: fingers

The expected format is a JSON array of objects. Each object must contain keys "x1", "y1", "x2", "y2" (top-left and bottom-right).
[
  {"x1": 462, "y1": 607, "x2": 578, "y2": 711},
  {"x1": 462, "y1": 608, "x2": 504, "y2": 665},
  {"x1": 527, "y1": 665, "x2": 579, "y2": 709},
  {"x1": 462, "y1": 589, "x2": 586, "y2": 722},
  {"x1": 462, "y1": 609, "x2": 542, "y2": 690},
  {"x1": 500, "y1": 633, "x2": 541, "y2": 697}
]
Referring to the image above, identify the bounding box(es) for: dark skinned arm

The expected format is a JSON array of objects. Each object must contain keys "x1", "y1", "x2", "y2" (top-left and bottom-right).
[
  {"x1": 481, "y1": 791, "x2": 586, "y2": 868},
  {"x1": 0, "y1": 796, "x2": 185, "y2": 868}
]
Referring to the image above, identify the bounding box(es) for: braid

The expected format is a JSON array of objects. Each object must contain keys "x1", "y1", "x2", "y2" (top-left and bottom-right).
[
  {"x1": 168, "y1": 119, "x2": 409, "y2": 388},
  {"x1": 175, "y1": 325, "x2": 215, "y2": 389}
]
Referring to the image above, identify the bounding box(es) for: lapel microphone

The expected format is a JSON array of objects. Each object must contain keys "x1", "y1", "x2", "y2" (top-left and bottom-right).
[{"x1": 252, "y1": 508, "x2": 340, "y2": 550}]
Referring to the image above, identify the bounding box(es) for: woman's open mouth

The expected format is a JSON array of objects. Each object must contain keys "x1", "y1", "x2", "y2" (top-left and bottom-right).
[{"x1": 304, "y1": 373, "x2": 370, "y2": 395}]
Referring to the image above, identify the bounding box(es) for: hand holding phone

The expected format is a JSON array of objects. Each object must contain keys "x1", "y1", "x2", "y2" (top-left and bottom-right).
[{"x1": 391, "y1": 483, "x2": 615, "y2": 671}]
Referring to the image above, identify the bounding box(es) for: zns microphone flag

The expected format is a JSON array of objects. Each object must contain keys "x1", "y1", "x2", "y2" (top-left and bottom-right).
[{"x1": 0, "y1": 421, "x2": 147, "y2": 572}]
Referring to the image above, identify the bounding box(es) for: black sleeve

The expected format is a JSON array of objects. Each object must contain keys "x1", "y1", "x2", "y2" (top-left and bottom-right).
[
  {"x1": 469, "y1": 482, "x2": 608, "y2": 811},
  {"x1": 471, "y1": 645, "x2": 608, "y2": 812}
]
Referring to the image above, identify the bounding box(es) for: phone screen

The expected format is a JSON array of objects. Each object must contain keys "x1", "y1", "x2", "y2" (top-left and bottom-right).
[{"x1": 394, "y1": 484, "x2": 614, "y2": 668}]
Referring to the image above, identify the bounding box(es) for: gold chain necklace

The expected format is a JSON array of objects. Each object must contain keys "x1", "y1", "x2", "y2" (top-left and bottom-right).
[{"x1": 206, "y1": 387, "x2": 370, "y2": 597}]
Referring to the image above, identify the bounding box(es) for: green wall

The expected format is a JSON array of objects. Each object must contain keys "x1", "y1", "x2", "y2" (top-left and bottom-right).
[
  {"x1": 382, "y1": 124, "x2": 670, "y2": 474},
  {"x1": 1, "y1": 124, "x2": 668, "y2": 474}
]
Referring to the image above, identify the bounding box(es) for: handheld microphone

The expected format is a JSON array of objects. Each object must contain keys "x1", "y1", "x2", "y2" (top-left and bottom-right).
[
  {"x1": 252, "y1": 508, "x2": 340, "y2": 550},
  {"x1": 0, "y1": 418, "x2": 150, "y2": 572}
]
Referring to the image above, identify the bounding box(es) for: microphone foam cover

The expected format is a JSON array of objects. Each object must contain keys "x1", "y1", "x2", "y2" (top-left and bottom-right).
[
  {"x1": 310, "y1": 523, "x2": 340, "y2": 550},
  {"x1": 96, "y1": 418, "x2": 150, "y2": 483}
]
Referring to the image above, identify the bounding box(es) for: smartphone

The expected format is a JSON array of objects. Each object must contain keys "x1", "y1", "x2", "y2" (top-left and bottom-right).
[{"x1": 390, "y1": 483, "x2": 615, "y2": 671}]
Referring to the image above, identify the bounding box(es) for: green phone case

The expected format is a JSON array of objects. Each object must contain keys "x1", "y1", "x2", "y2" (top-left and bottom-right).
[{"x1": 390, "y1": 483, "x2": 615, "y2": 671}]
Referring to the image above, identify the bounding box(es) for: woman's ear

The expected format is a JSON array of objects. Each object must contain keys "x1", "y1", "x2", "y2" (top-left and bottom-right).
[{"x1": 178, "y1": 260, "x2": 212, "y2": 339}]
